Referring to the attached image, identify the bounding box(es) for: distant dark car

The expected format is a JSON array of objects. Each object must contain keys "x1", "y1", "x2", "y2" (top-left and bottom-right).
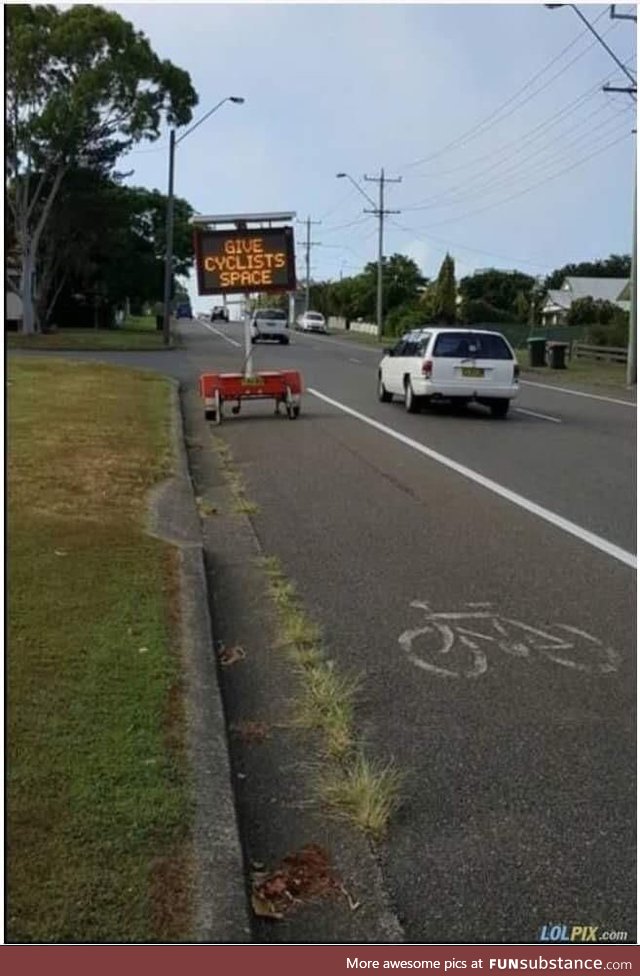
[
  {"x1": 175, "y1": 302, "x2": 193, "y2": 319},
  {"x1": 211, "y1": 306, "x2": 229, "y2": 322}
]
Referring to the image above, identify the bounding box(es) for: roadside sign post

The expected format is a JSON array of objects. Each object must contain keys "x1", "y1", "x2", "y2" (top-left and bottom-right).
[{"x1": 243, "y1": 292, "x2": 253, "y2": 379}]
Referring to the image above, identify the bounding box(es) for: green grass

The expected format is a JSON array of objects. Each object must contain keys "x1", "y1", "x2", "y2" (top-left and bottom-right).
[
  {"x1": 7, "y1": 315, "x2": 173, "y2": 351},
  {"x1": 516, "y1": 349, "x2": 630, "y2": 390},
  {"x1": 7, "y1": 358, "x2": 193, "y2": 942}
]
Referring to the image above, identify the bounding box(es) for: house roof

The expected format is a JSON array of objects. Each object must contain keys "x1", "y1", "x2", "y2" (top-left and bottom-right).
[
  {"x1": 543, "y1": 290, "x2": 572, "y2": 312},
  {"x1": 563, "y1": 276, "x2": 629, "y2": 302}
]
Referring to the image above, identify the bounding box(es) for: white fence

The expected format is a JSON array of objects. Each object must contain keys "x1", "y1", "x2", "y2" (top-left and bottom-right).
[{"x1": 328, "y1": 316, "x2": 378, "y2": 336}]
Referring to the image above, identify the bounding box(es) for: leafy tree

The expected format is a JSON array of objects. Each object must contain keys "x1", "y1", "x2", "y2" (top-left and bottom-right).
[
  {"x1": 545, "y1": 254, "x2": 631, "y2": 290},
  {"x1": 431, "y1": 252, "x2": 457, "y2": 324},
  {"x1": 6, "y1": 4, "x2": 197, "y2": 332},
  {"x1": 513, "y1": 290, "x2": 530, "y2": 324},
  {"x1": 566, "y1": 296, "x2": 625, "y2": 327},
  {"x1": 458, "y1": 268, "x2": 536, "y2": 320},
  {"x1": 461, "y1": 298, "x2": 515, "y2": 325},
  {"x1": 45, "y1": 175, "x2": 194, "y2": 326}
]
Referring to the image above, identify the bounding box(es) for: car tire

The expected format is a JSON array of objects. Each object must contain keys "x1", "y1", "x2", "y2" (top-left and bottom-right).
[
  {"x1": 378, "y1": 375, "x2": 392, "y2": 402},
  {"x1": 404, "y1": 378, "x2": 421, "y2": 413},
  {"x1": 281, "y1": 337, "x2": 290, "y2": 345},
  {"x1": 251, "y1": 336, "x2": 257, "y2": 344},
  {"x1": 489, "y1": 398, "x2": 510, "y2": 418}
]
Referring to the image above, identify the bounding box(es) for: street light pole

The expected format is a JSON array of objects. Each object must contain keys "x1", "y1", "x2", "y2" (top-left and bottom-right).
[
  {"x1": 162, "y1": 96, "x2": 244, "y2": 347},
  {"x1": 162, "y1": 128, "x2": 176, "y2": 348}
]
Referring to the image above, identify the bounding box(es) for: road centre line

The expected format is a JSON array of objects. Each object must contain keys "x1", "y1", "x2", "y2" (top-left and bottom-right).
[
  {"x1": 200, "y1": 321, "x2": 241, "y2": 347},
  {"x1": 308, "y1": 388, "x2": 636, "y2": 570},
  {"x1": 520, "y1": 380, "x2": 635, "y2": 408},
  {"x1": 515, "y1": 407, "x2": 561, "y2": 423}
]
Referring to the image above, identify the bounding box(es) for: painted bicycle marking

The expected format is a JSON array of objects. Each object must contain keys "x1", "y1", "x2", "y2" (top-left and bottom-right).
[{"x1": 398, "y1": 600, "x2": 620, "y2": 679}]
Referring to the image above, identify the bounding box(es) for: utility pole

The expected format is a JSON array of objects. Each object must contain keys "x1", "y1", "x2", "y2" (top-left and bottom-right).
[
  {"x1": 363, "y1": 168, "x2": 401, "y2": 337},
  {"x1": 298, "y1": 215, "x2": 322, "y2": 312},
  {"x1": 546, "y1": 5, "x2": 636, "y2": 385}
]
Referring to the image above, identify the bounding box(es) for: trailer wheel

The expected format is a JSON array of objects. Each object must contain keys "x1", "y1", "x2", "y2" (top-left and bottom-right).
[{"x1": 286, "y1": 402, "x2": 300, "y2": 420}]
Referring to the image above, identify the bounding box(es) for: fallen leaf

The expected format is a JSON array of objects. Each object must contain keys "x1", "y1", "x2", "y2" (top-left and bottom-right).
[
  {"x1": 218, "y1": 644, "x2": 246, "y2": 666},
  {"x1": 54, "y1": 549, "x2": 68, "y2": 557},
  {"x1": 251, "y1": 892, "x2": 284, "y2": 920},
  {"x1": 250, "y1": 844, "x2": 343, "y2": 920},
  {"x1": 138, "y1": 647, "x2": 149, "y2": 654}
]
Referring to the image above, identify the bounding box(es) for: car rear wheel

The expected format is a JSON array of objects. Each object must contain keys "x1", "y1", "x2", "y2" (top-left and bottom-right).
[
  {"x1": 404, "y1": 378, "x2": 421, "y2": 413},
  {"x1": 489, "y1": 398, "x2": 510, "y2": 418},
  {"x1": 378, "y1": 375, "x2": 392, "y2": 402}
]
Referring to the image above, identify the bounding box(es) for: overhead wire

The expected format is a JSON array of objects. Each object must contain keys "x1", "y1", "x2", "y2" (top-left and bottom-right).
[
  {"x1": 396, "y1": 7, "x2": 615, "y2": 173},
  {"x1": 402, "y1": 103, "x2": 634, "y2": 215},
  {"x1": 415, "y1": 129, "x2": 633, "y2": 231}
]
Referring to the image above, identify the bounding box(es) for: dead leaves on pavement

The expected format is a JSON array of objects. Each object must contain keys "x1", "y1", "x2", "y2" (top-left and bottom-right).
[{"x1": 250, "y1": 844, "x2": 360, "y2": 920}]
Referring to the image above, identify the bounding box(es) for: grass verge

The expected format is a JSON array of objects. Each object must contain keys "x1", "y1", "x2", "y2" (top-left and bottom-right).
[
  {"x1": 7, "y1": 315, "x2": 172, "y2": 351},
  {"x1": 8, "y1": 358, "x2": 192, "y2": 942},
  {"x1": 517, "y1": 352, "x2": 630, "y2": 390}
]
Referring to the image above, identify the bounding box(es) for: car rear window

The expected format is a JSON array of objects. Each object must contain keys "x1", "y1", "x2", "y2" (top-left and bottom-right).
[
  {"x1": 259, "y1": 309, "x2": 287, "y2": 320},
  {"x1": 433, "y1": 332, "x2": 512, "y2": 359},
  {"x1": 307, "y1": 313, "x2": 324, "y2": 320}
]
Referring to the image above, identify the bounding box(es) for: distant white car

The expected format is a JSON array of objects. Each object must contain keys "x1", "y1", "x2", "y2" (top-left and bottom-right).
[
  {"x1": 378, "y1": 327, "x2": 519, "y2": 417},
  {"x1": 296, "y1": 311, "x2": 328, "y2": 334},
  {"x1": 250, "y1": 308, "x2": 290, "y2": 344}
]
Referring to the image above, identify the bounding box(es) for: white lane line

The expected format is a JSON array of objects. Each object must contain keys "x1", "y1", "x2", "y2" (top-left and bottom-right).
[
  {"x1": 521, "y1": 380, "x2": 635, "y2": 408},
  {"x1": 199, "y1": 321, "x2": 241, "y2": 347},
  {"x1": 308, "y1": 388, "x2": 636, "y2": 570},
  {"x1": 349, "y1": 357, "x2": 363, "y2": 365},
  {"x1": 515, "y1": 407, "x2": 562, "y2": 424}
]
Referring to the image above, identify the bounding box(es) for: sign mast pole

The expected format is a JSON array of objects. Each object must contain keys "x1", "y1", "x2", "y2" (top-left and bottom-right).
[{"x1": 244, "y1": 291, "x2": 253, "y2": 379}]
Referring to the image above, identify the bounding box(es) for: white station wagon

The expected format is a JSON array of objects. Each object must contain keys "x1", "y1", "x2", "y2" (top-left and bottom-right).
[{"x1": 378, "y1": 327, "x2": 519, "y2": 417}]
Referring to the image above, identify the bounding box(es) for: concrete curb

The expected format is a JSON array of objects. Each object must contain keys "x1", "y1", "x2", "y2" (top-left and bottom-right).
[{"x1": 147, "y1": 380, "x2": 251, "y2": 943}]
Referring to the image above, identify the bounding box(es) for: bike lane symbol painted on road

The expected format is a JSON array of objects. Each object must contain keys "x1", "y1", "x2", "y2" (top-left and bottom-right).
[{"x1": 398, "y1": 600, "x2": 621, "y2": 679}]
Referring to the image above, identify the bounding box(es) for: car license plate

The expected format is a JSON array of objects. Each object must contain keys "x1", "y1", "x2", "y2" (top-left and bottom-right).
[{"x1": 462, "y1": 367, "x2": 484, "y2": 377}]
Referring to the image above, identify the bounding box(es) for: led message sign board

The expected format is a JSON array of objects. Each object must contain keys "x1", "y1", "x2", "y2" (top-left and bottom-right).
[{"x1": 194, "y1": 227, "x2": 296, "y2": 295}]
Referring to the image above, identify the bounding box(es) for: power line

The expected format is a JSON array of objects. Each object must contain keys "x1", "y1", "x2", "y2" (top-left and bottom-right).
[
  {"x1": 420, "y1": 129, "x2": 632, "y2": 231},
  {"x1": 397, "y1": 7, "x2": 614, "y2": 173},
  {"x1": 402, "y1": 107, "x2": 633, "y2": 216}
]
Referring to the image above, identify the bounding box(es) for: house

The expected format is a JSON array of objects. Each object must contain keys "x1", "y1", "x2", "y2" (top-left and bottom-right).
[{"x1": 541, "y1": 276, "x2": 630, "y2": 326}]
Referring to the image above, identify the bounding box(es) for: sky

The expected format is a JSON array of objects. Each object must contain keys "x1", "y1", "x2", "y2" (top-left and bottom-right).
[{"x1": 108, "y1": 2, "x2": 637, "y2": 311}]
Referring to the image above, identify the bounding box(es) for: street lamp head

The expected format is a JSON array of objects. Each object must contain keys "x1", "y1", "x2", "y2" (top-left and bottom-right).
[
  {"x1": 229, "y1": 96, "x2": 245, "y2": 104},
  {"x1": 336, "y1": 172, "x2": 346, "y2": 178},
  {"x1": 545, "y1": 4, "x2": 565, "y2": 8}
]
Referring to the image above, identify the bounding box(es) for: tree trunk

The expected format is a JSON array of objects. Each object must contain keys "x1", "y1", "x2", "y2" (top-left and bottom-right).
[{"x1": 20, "y1": 248, "x2": 36, "y2": 334}]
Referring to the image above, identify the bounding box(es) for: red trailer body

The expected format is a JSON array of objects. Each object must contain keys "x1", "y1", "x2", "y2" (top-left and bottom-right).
[{"x1": 199, "y1": 370, "x2": 303, "y2": 423}]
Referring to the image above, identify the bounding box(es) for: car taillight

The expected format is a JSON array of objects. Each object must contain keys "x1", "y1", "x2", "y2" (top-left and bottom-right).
[
  {"x1": 422, "y1": 359, "x2": 433, "y2": 377},
  {"x1": 513, "y1": 363, "x2": 520, "y2": 380}
]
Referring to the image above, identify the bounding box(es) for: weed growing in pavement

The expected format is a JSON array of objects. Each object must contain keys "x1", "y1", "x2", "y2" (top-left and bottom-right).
[
  {"x1": 320, "y1": 754, "x2": 404, "y2": 841},
  {"x1": 256, "y1": 554, "x2": 402, "y2": 837},
  {"x1": 211, "y1": 435, "x2": 260, "y2": 516}
]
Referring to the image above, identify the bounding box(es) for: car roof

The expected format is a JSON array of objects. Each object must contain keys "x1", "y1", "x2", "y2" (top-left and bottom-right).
[{"x1": 402, "y1": 327, "x2": 507, "y2": 339}]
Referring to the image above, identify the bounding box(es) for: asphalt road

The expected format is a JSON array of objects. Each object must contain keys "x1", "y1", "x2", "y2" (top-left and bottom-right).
[
  {"x1": 181, "y1": 318, "x2": 636, "y2": 943},
  {"x1": 18, "y1": 320, "x2": 636, "y2": 942}
]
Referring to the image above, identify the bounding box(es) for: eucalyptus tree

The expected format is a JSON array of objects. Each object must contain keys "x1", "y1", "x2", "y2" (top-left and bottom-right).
[{"x1": 6, "y1": 4, "x2": 197, "y2": 332}]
